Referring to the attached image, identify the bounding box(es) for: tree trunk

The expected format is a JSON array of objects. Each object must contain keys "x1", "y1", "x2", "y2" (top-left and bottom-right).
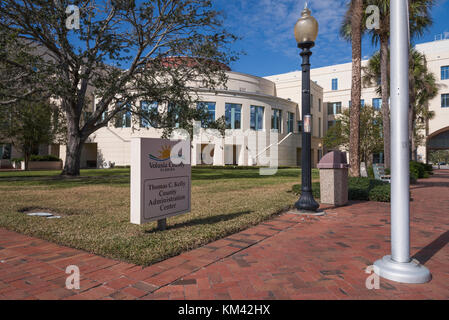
[
  {"x1": 349, "y1": 0, "x2": 363, "y2": 177},
  {"x1": 24, "y1": 153, "x2": 29, "y2": 171},
  {"x1": 380, "y1": 34, "x2": 391, "y2": 169},
  {"x1": 62, "y1": 113, "x2": 84, "y2": 176}
]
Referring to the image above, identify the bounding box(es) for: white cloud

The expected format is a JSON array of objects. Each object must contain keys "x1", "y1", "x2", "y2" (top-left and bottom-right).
[{"x1": 215, "y1": 0, "x2": 349, "y2": 57}]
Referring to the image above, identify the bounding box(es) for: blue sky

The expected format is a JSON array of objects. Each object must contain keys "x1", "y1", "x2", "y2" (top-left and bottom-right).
[{"x1": 213, "y1": 0, "x2": 449, "y2": 77}]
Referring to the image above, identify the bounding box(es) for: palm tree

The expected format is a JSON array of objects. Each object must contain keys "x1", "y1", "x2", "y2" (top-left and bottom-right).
[
  {"x1": 340, "y1": 0, "x2": 364, "y2": 177},
  {"x1": 409, "y1": 48, "x2": 438, "y2": 159},
  {"x1": 343, "y1": 0, "x2": 435, "y2": 169},
  {"x1": 365, "y1": 0, "x2": 390, "y2": 169},
  {"x1": 362, "y1": 47, "x2": 439, "y2": 160}
]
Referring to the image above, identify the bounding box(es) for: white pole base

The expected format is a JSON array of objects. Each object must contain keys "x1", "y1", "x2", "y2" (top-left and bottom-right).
[{"x1": 374, "y1": 255, "x2": 431, "y2": 284}]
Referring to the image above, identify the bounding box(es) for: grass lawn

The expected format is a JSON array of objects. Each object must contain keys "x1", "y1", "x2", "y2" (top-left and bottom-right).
[{"x1": 0, "y1": 167, "x2": 318, "y2": 266}]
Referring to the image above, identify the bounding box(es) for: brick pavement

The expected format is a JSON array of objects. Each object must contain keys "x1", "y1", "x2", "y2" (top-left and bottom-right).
[{"x1": 0, "y1": 171, "x2": 448, "y2": 300}]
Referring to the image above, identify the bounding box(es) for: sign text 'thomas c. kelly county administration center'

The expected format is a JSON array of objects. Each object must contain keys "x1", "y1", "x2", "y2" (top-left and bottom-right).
[{"x1": 130, "y1": 138, "x2": 191, "y2": 225}]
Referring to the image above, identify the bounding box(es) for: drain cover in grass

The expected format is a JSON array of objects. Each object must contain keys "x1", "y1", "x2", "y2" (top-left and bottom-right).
[
  {"x1": 26, "y1": 212, "x2": 61, "y2": 219},
  {"x1": 27, "y1": 212, "x2": 54, "y2": 217}
]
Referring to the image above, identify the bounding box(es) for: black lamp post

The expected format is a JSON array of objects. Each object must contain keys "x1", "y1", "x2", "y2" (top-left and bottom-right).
[{"x1": 294, "y1": 5, "x2": 320, "y2": 212}]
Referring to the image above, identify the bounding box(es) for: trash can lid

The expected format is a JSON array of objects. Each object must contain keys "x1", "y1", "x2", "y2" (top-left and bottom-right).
[{"x1": 317, "y1": 150, "x2": 350, "y2": 169}]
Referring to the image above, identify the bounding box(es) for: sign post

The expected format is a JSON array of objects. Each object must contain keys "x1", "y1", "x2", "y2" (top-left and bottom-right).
[
  {"x1": 130, "y1": 138, "x2": 191, "y2": 227},
  {"x1": 373, "y1": 0, "x2": 431, "y2": 283}
]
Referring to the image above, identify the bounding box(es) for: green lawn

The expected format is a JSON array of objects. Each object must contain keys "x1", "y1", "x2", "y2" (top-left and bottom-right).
[{"x1": 0, "y1": 167, "x2": 318, "y2": 266}]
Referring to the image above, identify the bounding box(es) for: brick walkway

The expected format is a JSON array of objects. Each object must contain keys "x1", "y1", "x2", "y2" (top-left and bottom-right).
[{"x1": 0, "y1": 171, "x2": 448, "y2": 300}]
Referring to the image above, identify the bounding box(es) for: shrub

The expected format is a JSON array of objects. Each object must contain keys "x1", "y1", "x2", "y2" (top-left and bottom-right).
[
  {"x1": 410, "y1": 170, "x2": 418, "y2": 185},
  {"x1": 348, "y1": 177, "x2": 387, "y2": 201},
  {"x1": 367, "y1": 166, "x2": 374, "y2": 179},
  {"x1": 369, "y1": 184, "x2": 391, "y2": 202},
  {"x1": 423, "y1": 164, "x2": 433, "y2": 175},
  {"x1": 11, "y1": 157, "x2": 24, "y2": 163},
  {"x1": 410, "y1": 161, "x2": 425, "y2": 179},
  {"x1": 292, "y1": 177, "x2": 390, "y2": 202},
  {"x1": 409, "y1": 160, "x2": 435, "y2": 183},
  {"x1": 30, "y1": 155, "x2": 61, "y2": 162},
  {"x1": 291, "y1": 182, "x2": 320, "y2": 199}
]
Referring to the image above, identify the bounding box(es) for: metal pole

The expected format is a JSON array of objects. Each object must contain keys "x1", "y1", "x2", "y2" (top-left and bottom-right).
[
  {"x1": 295, "y1": 42, "x2": 319, "y2": 212},
  {"x1": 373, "y1": 0, "x2": 431, "y2": 283},
  {"x1": 390, "y1": 0, "x2": 410, "y2": 264}
]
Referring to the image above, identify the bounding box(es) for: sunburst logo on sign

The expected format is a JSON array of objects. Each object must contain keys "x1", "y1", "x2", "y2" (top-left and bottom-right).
[
  {"x1": 149, "y1": 145, "x2": 172, "y2": 162},
  {"x1": 149, "y1": 145, "x2": 185, "y2": 162}
]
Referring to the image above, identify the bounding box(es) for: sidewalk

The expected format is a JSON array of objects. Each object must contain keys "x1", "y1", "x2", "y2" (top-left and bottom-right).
[{"x1": 0, "y1": 171, "x2": 448, "y2": 300}]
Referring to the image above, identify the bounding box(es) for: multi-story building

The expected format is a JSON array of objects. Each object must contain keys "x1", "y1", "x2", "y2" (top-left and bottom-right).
[
  {"x1": 266, "y1": 38, "x2": 449, "y2": 164},
  {"x1": 56, "y1": 69, "x2": 325, "y2": 168},
  {"x1": 2, "y1": 38, "x2": 447, "y2": 170}
]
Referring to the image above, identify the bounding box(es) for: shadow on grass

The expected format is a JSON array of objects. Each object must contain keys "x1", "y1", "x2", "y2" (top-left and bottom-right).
[
  {"x1": 0, "y1": 168, "x2": 312, "y2": 187},
  {"x1": 191, "y1": 168, "x2": 317, "y2": 181},
  {"x1": 145, "y1": 210, "x2": 252, "y2": 234},
  {"x1": 0, "y1": 175, "x2": 130, "y2": 188}
]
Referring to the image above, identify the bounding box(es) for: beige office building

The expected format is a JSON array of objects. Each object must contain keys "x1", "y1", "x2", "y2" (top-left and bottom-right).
[
  {"x1": 266, "y1": 38, "x2": 449, "y2": 164},
  {"x1": 2, "y1": 39, "x2": 448, "y2": 169},
  {"x1": 57, "y1": 70, "x2": 325, "y2": 169}
]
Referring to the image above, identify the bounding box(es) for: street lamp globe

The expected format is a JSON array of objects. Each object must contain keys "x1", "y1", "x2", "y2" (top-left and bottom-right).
[{"x1": 294, "y1": 6, "x2": 319, "y2": 44}]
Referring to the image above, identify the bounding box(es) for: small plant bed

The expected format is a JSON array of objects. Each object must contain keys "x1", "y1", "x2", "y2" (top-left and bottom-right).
[{"x1": 292, "y1": 177, "x2": 391, "y2": 202}]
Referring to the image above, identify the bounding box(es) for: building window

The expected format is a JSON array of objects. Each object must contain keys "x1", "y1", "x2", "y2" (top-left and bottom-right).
[
  {"x1": 297, "y1": 120, "x2": 303, "y2": 133},
  {"x1": 83, "y1": 111, "x2": 92, "y2": 124},
  {"x1": 318, "y1": 98, "x2": 321, "y2": 112},
  {"x1": 311, "y1": 94, "x2": 314, "y2": 109},
  {"x1": 225, "y1": 103, "x2": 242, "y2": 129},
  {"x1": 0, "y1": 143, "x2": 12, "y2": 160},
  {"x1": 328, "y1": 120, "x2": 336, "y2": 129},
  {"x1": 140, "y1": 101, "x2": 158, "y2": 128},
  {"x1": 250, "y1": 105, "x2": 264, "y2": 131},
  {"x1": 331, "y1": 78, "x2": 338, "y2": 90},
  {"x1": 271, "y1": 109, "x2": 282, "y2": 132},
  {"x1": 349, "y1": 99, "x2": 364, "y2": 108},
  {"x1": 287, "y1": 112, "x2": 294, "y2": 133},
  {"x1": 372, "y1": 98, "x2": 382, "y2": 110},
  {"x1": 167, "y1": 103, "x2": 181, "y2": 128},
  {"x1": 441, "y1": 66, "x2": 449, "y2": 80},
  {"x1": 328, "y1": 102, "x2": 342, "y2": 115},
  {"x1": 197, "y1": 102, "x2": 216, "y2": 128},
  {"x1": 442, "y1": 94, "x2": 449, "y2": 108},
  {"x1": 114, "y1": 103, "x2": 131, "y2": 128},
  {"x1": 318, "y1": 117, "x2": 322, "y2": 138}
]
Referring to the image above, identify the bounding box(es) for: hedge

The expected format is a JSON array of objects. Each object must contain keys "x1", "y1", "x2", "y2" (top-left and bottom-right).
[
  {"x1": 410, "y1": 161, "x2": 433, "y2": 179},
  {"x1": 29, "y1": 155, "x2": 62, "y2": 162},
  {"x1": 292, "y1": 177, "x2": 391, "y2": 202},
  {"x1": 194, "y1": 165, "x2": 299, "y2": 170},
  {"x1": 367, "y1": 161, "x2": 433, "y2": 185}
]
